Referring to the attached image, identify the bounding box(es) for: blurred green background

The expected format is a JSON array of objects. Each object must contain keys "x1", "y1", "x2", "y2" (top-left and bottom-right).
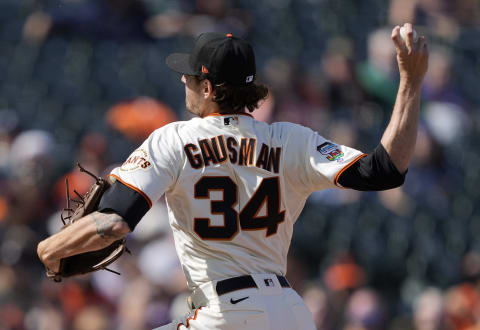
[{"x1": 1, "y1": 0, "x2": 480, "y2": 329}]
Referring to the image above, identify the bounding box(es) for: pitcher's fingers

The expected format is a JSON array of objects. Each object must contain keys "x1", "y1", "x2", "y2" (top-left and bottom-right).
[
  {"x1": 417, "y1": 36, "x2": 425, "y2": 54},
  {"x1": 404, "y1": 23, "x2": 414, "y2": 54},
  {"x1": 423, "y1": 40, "x2": 429, "y2": 58},
  {"x1": 391, "y1": 26, "x2": 405, "y2": 54}
]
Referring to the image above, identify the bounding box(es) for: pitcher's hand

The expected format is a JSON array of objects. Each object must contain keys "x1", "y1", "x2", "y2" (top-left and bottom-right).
[
  {"x1": 37, "y1": 239, "x2": 61, "y2": 273},
  {"x1": 392, "y1": 23, "x2": 429, "y2": 89}
]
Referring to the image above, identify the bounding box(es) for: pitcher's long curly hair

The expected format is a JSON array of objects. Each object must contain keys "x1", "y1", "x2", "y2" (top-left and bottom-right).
[{"x1": 196, "y1": 74, "x2": 269, "y2": 113}]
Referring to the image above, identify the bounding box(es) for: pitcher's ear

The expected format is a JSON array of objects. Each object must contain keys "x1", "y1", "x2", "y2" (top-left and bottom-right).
[{"x1": 203, "y1": 79, "x2": 213, "y2": 97}]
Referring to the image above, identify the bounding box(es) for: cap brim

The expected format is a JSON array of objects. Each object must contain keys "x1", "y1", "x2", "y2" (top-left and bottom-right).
[{"x1": 166, "y1": 53, "x2": 196, "y2": 75}]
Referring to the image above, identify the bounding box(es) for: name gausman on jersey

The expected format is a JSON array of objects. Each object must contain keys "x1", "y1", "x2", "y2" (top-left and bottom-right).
[{"x1": 184, "y1": 135, "x2": 282, "y2": 173}]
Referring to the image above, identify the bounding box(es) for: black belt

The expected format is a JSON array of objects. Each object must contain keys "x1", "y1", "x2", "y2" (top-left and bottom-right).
[{"x1": 216, "y1": 275, "x2": 290, "y2": 296}]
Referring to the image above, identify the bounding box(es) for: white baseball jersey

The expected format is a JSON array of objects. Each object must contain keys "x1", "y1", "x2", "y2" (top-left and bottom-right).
[{"x1": 110, "y1": 113, "x2": 365, "y2": 290}]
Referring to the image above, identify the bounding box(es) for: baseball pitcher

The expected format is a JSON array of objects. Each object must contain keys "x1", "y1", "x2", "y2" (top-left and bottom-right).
[{"x1": 38, "y1": 23, "x2": 428, "y2": 329}]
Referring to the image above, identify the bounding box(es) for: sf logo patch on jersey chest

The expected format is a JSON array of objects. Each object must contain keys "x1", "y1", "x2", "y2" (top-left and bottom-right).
[
  {"x1": 120, "y1": 149, "x2": 152, "y2": 172},
  {"x1": 317, "y1": 142, "x2": 344, "y2": 162}
]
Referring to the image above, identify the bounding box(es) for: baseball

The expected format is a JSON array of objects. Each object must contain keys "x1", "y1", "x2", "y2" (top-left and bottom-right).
[{"x1": 400, "y1": 26, "x2": 418, "y2": 43}]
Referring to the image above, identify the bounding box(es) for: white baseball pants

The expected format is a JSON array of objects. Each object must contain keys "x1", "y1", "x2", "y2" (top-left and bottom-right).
[{"x1": 153, "y1": 274, "x2": 316, "y2": 330}]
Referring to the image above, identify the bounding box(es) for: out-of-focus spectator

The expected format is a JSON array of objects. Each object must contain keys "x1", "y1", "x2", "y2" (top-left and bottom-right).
[
  {"x1": 145, "y1": 0, "x2": 252, "y2": 38},
  {"x1": 286, "y1": 249, "x2": 309, "y2": 294},
  {"x1": 377, "y1": 186, "x2": 412, "y2": 216},
  {"x1": 22, "y1": 11, "x2": 52, "y2": 45},
  {"x1": 324, "y1": 254, "x2": 365, "y2": 292},
  {"x1": 344, "y1": 288, "x2": 387, "y2": 330},
  {"x1": 413, "y1": 287, "x2": 446, "y2": 330},
  {"x1": 137, "y1": 234, "x2": 186, "y2": 293},
  {"x1": 24, "y1": 304, "x2": 64, "y2": 330},
  {"x1": 4, "y1": 130, "x2": 57, "y2": 227},
  {"x1": 271, "y1": 66, "x2": 330, "y2": 132},
  {"x1": 117, "y1": 276, "x2": 155, "y2": 330},
  {"x1": 52, "y1": 169, "x2": 96, "y2": 209},
  {"x1": 398, "y1": 125, "x2": 452, "y2": 215},
  {"x1": 52, "y1": 132, "x2": 109, "y2": 210},
  {"x1": 322, "y1": 37, "x2": 365, "y2": 116},
  {"x1": 323, "y1": 254, "x2": 367, "y2": 328},
  {"x1": 302, "y1": 283, "x2": 333, "y2": 330},
  {"x1": 454, "y1": 0, "x2": 480, "y2": 27},
  {"x1": 46, "y1": 0, "x2": 151, "y2": 41},
  {"x1": 389, "y1": 0, "x2": 460, "y2": 41},
  {"x1": 0, "y1": 303, "x2": 25, "y2": 330},
  {"x1": 72, "y1": 305, "x2": 109, "y2": 330},
  {"x1": 0, "y1": 109, "x2": 19, "y2": 173},
  {"x1": 423, "y1": 48, "x2": 464, "y2": 107},
  {"x1": 76, "y1": 133, "x2": 109, "y2": 173},
  {"x1": 462, "y1": 251, "x2": 480, "y2": 281},
  {"x1": 57, "y1": 279, "x2": 112, "y2": 322},
  {"x1": 356, "y1": 28, "x2": 398, "y2": 110},
  {"x1": 444, "y1": 283, "x2": 479, "y2": 330},
  {"x1": 424, "y1": 102, "x2": 468, "y2": 146},
  {"x1": 106, "y1": 97, "x2": 178, "y2": 142},
  {"x1": 9, "y1": 130, "x2": 55, "y2": 180}
]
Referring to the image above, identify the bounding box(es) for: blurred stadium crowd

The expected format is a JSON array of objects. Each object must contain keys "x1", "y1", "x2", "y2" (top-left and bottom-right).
[{"x1": 1, "y1": 0, "x2": 480, "y2": 329}]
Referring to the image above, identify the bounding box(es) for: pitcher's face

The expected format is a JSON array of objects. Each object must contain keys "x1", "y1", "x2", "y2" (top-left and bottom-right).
[{"x1": 182, "y1": 75, "x2": 203, "y2": 116}]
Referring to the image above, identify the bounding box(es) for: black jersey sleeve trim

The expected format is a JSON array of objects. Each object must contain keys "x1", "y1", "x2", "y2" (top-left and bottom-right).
[
  {"x1": 337, "y1": 144, "x2": 406, "y2": 191},
  {"x1": 108, "y1": 174, "x2": 152, "y2": 207},
  {"x1": 98, "y1": 180, "x2": 151, "y2": 231},
  {"x1": 334, "y1": 154, "x2": 368, "y2": 186}
]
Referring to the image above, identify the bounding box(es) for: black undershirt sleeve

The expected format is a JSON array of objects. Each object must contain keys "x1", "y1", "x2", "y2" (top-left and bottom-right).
[
  {"x1": 98, "y1": 180, "x2": 150, "y2": 231},
  {"x1": 337, "y1": 144, "x2": 406, "y2": 191}
]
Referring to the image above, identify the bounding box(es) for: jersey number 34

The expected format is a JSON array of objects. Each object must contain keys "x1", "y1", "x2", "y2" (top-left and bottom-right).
[{"x1": 194, "y1": 176, "x2": 285, "y2": 240}]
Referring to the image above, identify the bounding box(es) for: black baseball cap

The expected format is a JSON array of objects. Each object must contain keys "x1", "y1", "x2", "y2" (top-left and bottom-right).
[{"x1": 166, "y1": 32, "x2": 256, "y2": 86}]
